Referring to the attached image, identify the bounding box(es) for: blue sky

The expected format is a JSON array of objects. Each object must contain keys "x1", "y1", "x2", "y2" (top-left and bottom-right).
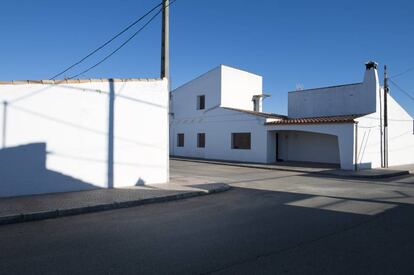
[{"x1": 1, "y1": 0, "x2": 413, "y2": 116}]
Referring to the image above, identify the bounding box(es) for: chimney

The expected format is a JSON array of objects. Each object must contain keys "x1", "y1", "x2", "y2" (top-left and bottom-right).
[
  {"x1": 363, "y1": 61, "x2": 379, "y2": 87},
  {"x1": 365, "y1": 61, "x2": 378, "y2": 70},
  {"x1": 252, "y1": 96, "x2": 262, "y2": 112}
]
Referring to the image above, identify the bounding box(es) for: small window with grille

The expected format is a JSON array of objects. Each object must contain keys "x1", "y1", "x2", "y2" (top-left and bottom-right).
[
  {"x1": 197, "y1": 95, "x2": 205, "y2": 110},
  {"x1": 177, "y1": 133, "x2": 184, "y2": 147},
  {"x1": 231, "y1": 133, "x2": 251, "y2": 150},
  {"x1": 197, "y1": 133, "x2": 205, "y2": 148}
]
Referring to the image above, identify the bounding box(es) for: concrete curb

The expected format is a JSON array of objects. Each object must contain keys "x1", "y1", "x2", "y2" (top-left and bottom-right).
[
  {"x1": 319, "y1": 170, "x2": 410, "y2": 179},
  {"x1": 171, "y1": 157, "x2": 410, "y2": 179},
  {"x1": 0, "y1": 184, "x2": 231, "y2": 226}
]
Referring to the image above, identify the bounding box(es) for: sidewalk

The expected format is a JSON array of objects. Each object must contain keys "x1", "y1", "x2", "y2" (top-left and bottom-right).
[
  {"x1": 0, "y1": 178, "x2": 230, "y2": 225},
  {"x1": 171, "y1": 157, "x2": 412, "y2": 179}
]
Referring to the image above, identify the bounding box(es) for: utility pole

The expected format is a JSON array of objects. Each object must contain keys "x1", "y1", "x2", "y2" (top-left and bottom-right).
[
  {"x1": 160, "y1": 0, "x2": 169, "y2": 79},
  {"x1": 383, "y1": 65, "x2": 389, "y2": 168},
  {"x1": 379, "y1": 80, "x2": 383, "y2": 167},
  {"x1": 161, "y1": 0, "x2": 170, "y2": 181}
]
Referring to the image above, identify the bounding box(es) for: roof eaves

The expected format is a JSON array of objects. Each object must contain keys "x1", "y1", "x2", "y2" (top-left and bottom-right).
[{"x1": 222, "y1": 107, "x2": 287, "y2": 119}]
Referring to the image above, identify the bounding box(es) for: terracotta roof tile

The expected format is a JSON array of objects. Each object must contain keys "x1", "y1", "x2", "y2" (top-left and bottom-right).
[{"x1": 266, "y1": 114, "x2": 364, "y2": 125}]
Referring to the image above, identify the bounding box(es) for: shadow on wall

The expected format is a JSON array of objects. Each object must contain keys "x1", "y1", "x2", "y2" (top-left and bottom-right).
[{"x1": 0, "y1": 143, "x2": 99, "y2": 198}]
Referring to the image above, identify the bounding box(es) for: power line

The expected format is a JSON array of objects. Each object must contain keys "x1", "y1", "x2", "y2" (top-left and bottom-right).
[
  {"x1": 68, "y1": 0, "x2": 177, "y2": 80},
  {"x1": 364, "y1": 116, "x2": 412, "y2": 122},
  {"x1": 8, "y1": 0, "x2": 175, "y2": 105},
  {"x1": 389, "y1": 79, "x2": 414, "y2": 102},
  {"x1": 67, "y1": 10, "x2": 161, "y2": 79},
  {"x1": 390, "y1": 66, "x2": 414, "y2": 79},
  {"x1": 49, "y1": 1, "x2": 163, "y2": 80}
]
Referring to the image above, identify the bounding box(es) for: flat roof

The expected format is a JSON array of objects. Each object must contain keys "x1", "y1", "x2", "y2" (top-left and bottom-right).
[{"x1": 288, "y1": 82, "x2": 362, "y2": 94}]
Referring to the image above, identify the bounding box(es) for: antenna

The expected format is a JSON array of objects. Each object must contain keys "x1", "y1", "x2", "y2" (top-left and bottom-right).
[{"x1": 296, "y1": 84, "x2": 304, "y2": 91}]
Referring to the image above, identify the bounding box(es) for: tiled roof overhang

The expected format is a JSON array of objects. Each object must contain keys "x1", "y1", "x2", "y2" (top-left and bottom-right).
[{"x1": 265, "y1": 114, "x2": 363, "y2": 125}]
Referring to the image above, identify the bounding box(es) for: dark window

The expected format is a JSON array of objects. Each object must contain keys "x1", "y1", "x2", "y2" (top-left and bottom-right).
[
  {"x1": 197, "y1": 133, "x2": 205, "y2": 148},
  {"x1": 177, "y1": 133, "x2": 184, "y2": 147},
  {"x1": 232, "y1": 133, "x2": 251, "y2": 149},
  {"x1": 197, "y1": 95, "x2": 205, "y2": 110}
]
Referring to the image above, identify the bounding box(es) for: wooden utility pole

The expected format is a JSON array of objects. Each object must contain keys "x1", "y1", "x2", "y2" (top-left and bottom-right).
[
  {"x1": 379, "y1": 80, "x2": 383, "y2": 167},
  {"x1": 161, "y1": 0, "x2": 169, "y2": 79},
  {"x1": 383, "y1": 65, "x2": 389, "y2": 168}
]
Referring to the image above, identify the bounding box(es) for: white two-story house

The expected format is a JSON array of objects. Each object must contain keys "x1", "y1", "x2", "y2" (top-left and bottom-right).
[{"x1": 170, "y1": 63, "x2": 414, "y2": 170}]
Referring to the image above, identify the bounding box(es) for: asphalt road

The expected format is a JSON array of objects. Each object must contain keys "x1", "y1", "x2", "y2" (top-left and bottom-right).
[{"x1": 0, "y1": 160, "x2": 414, "y2": 274}]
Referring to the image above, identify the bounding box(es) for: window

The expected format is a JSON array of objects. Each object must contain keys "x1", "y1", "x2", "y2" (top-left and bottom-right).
[
  {"x1": 232, "y1": 133, "x2": 251, "y2": 149},
  {"x1": 177, "y1": 133, "x2": 184, "y2": 147},
  {"x1": 197, "y1": 133, "x2": 205, "y2": 148},
  {"x1": 197, "y1": 95, "x2": 205, "y2": 110}
]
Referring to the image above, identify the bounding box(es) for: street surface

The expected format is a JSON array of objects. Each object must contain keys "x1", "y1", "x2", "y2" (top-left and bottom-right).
[{"x1": 0, "y1": 160, "x2": 413, "y2": 274}]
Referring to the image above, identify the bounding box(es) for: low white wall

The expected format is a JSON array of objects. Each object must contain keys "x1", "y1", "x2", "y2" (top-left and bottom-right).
[{"x1": 0, "y1": 78, "x2": 168, "y2": 197}]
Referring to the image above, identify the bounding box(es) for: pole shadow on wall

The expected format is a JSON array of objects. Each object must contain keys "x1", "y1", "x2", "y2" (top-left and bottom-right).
[{"x1": 107, "y1": 79, "x2": 115, "y2": 189}]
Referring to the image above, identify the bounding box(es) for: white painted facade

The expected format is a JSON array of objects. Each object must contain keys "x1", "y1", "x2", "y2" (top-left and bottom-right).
[
  {"x1": 171, "y1": 107, "x2": 270, "y2": 163},
  {"x1": 170, "y1": 63, "x2": 414, "y2": 170},
  {"x1": 170, "y1": 65, "x2": 272, "y2": 163},
  {"x1": 0, "y1": 78, "x2": 169, "y2": 197}
]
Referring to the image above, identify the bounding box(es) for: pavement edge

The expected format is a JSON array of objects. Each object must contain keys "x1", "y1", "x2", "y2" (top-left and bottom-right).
[{"x1": 0, "y1": 184, "x2": 231, "y2": 226}]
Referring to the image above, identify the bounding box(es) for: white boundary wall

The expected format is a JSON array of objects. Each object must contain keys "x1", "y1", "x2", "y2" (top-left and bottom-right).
[{"x1": 0, "y1": 79, "x2": 169, "y2": 197}]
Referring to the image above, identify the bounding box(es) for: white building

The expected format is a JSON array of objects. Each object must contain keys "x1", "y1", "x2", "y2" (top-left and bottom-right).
[
  {"x1": 170, "y1": 63, "x2": 414, "y2": 170},
  {"x1": 0, "y1": 78, "x2": 169, "y2": 197}
]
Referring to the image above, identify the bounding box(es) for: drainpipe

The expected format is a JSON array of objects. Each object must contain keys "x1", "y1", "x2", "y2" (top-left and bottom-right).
[{"x1": 354, "y1": 122, "x2": 358, "y2": 171}]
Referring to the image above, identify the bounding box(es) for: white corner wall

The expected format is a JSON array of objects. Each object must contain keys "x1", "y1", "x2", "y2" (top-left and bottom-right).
[
  {"x1": 387, "y1": 95, "x2": 414, "y2": 166},
  {"x1": 357, "y1": 89, "x2": 414, "y2": 168},
  {"x1": 0, "y1": 79, "x2": 168, "y2": 197}
]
